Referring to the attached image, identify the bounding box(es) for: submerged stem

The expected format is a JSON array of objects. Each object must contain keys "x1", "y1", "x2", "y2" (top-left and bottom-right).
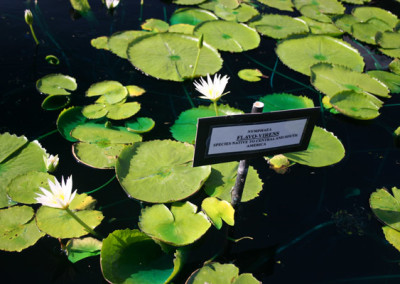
[
  {"x1": 65, "y1": 207, "x2": 103, "y2": 239},
  {"x1": 29, "y1": 24, "x2": 39, "y2": 45}
]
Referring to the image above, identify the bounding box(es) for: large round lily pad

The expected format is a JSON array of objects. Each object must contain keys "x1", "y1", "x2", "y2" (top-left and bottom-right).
[
  {"x1": 36, "y1": 74, "x2": 77, "y2": 96},
  {"x1": 138, "y1": 202, "x2": 211, "y2": 246},
  {"x1": 0, "y1": 206, "x2": 45, "y2": 252},
  {"x1": 276, "y1": 35, "x2": 365, "y2": 75},
  {"x1": 101, "y1": 229, "x2": 175, "y2": 284},
  {"x1": 249, "y1": 15, "x2": 309, "y2": 39},
  {"x1": 116, "y1": 140, "x2": 211, "y2": 203},
  {"x1": 194, "y1": 20, "x2": 260, "y2": 52},
  {"x1": 370, "y1": 187, "x2": 400, "y2": 231},
  {"x1": 127, "y1": 33, "x2": 222, "y2": 81},
  {"x1": 352, "y1": 6, "x2": 398, "y2": 28},
  {"x1": 171, "y1": 104, "x2": 244, "y2": 144},
  {"x1": 283, "y1": 126, "x2": 345, "y2": 167}
]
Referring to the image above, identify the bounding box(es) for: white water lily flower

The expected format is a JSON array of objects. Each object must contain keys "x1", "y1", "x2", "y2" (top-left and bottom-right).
[
  {"x1": 193, "y1": 73, "x2": 230, "y2": 102},
  {"x1": 36, "y1": 176, "x2": 77, "y2": 209},
  {"x1": 105, "y1": 0, "x2": 120, "y2": 9},
  {"x1": 44, "y1": 154, "x2": 59, "y2": 172}
]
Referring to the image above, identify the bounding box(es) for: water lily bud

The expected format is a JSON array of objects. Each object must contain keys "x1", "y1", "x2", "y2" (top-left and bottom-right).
[
  {"x1": 267, "y1": 154, "x2": 290, "y2": 174},
  {"x1": 105, "y1": 0, "x2": 120, "y2": 9},
  {"x1": 197, "y1": 34, "x2": 204, "y2": 49},
  {"x1": 44, "y1": 154, "x2": 59, "y2": 172},
  {"x1": 24, "y1": 9, "x2": 33, "y2": 25}
]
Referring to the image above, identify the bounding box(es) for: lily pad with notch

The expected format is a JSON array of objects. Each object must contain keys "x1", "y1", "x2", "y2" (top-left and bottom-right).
[
  {"x1": 370, "y1": 187, "x2": 400, "y2": 231},
  {"x1": 238, "y1": 69, "x2": 264, "y2": 82},
  {"x1": 86, "y1": 81, "x2": 128, "y2": 104},
  {"x1": 201, "y1": 197, "x2": 234, "y2": 230},
  {"x1": 36, "y1": 73, "x2": 77, "y2": 96},
  {"x1": 90, "y1": 36, "x2": 109, "y2": 50},
  {"x1": 125, "y1": 117, "x2": 155, "y2": 133}
]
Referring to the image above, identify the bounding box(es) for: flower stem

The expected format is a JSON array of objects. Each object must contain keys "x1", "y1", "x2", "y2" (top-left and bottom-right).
[
  {"x1": 29, "y1": 24, "x2": 39, "y2": 45},
  {"x1": 191, "y1": 47, "x2": 201, "y2": 79},
  {"x1": 65, "y1": 207, "x2": 103, "y2": 239},
  {"x1": 213, "y1": 101, "x2": 219, "y2": 116}
]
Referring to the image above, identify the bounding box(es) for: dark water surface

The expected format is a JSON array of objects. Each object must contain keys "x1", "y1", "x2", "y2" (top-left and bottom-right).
[{"x1": 1, "y1": 0, "x2": 400, "y2": 283}]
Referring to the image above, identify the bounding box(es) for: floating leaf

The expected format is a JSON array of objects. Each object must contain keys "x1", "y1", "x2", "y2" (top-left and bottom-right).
[
  {"x1": 201, "y1": 197, "x2": 234, "y2": 229},
  {"x1": 376, "y1": 31, "x2": 400, "y2": 49},
  {"x1": 203, "y1": 162, "x2": 263, "y2": 202},
  {"x1": 141, "y1": 19, "x2": 170, "y2": 33},
  {"x1": 57, "y1": 106, "x2": 90, "y2": 142},
  {"x1": 0, "y1": 132, "x2": 28, "y2": 164},
  {"x1": 382, "y1": 226, "x2": 400, "y2": 253},
  {"x1": 299, "y1": 4, "x2": 332, "y2": 23},
  {"x1": 238, "y1": 69, "x2": 264, "y2": 82},
  {"x1": 379, "y1": 48, "x2": 400, "y2": 59},
  {"x1": 41, "y1": 94, "x2": 70, "y2": 110},
  {"x1": 389, "y1": 59, "x2": 400, "y2": 75},
  {"x1": 194, "y1": 20, "x2": 260, "y2": 52},
  {"x1": 0, "y1": 206, "x2": 45, "y2": 252},
  {"x1": 82, "y1": 104, "x2": 108, "y2": 119},
  {"x1": 36, "y1": 194, "x2": 104, "y2": 238},
  {"x1": 367, "y1": 70, "x2": 400, "y2": 94},
  {"x1": 370, "y1": 187, "x2": 400, "y2": 231},
  {"x1": 69, "y1": 0, "x2": 91, "y2": 14},
  {"x1": 90, "y1": 36, "x2": 109, "y2": 50},
  {"x1": 73, "y1": 142, "x2": 127, "y2": 169},
  {"x1": 333, "y1": 14, "x2": 360, "y2": 34},
  {"x1": 310, "y1": 63, "x2": 390, "y2": 98},
  {"x1": 283, "y1": 126, "x2": 345, "y2": 167},
  {"x1": 86, "y1": 81, "x2": 128, "y2": 104},
  {"x1": 300, "y1": 16, "x2": 343, "y2": 36},
  {"x1": 127, "y1": 33, "x2": 223, "y2": 81},
  {"x1": 249, "y1": 15, "x2": 308, "y2": 39},
  {"x1": 7, "y1": 171, "x2": 55, "y2": 204},
  {"x1": 125, "y1": 117, "x2": 155, "y2": 133},
  {"x1": 139, "y1": 202, "x2": 211, "y2": 246},
  {"x1": 36, "y1": 74, "x2": 77, "y2": 96},
  {"x1": 260, "y1": 93, "x2": 315, "y2": 111},
  {"x1": 126, "y1": 85, "x2": 146, "y2": 97},
  {"x1": 108, "y1": 30, "x2": 149, "y2": 59},
  {"x1": 101, "y1": 229, "x2": 175, "y2": 284},
  {"x1": 168, "y1": 24, "x2": 195, "y2": 34},
  {"x1": 214, "y1": 3, "x2": 259, "y2": 22},
  {"x1": 352, "y1": 6, "x2": 398, "y2": 28},
  {"x1": 351, "y1": 18, "x2": 392, "y2": 45},
  {"x1": 66, "y1": 237, "x2": 102, "y2": 263},
  {"x1": 116, "y1": 140, "x2": 211, "y2": 203},
  {"x1": 170, "y1": 8, "x2": 218, "y2": 25},
  {"x1": 257, "y1": 0, "x2": 294, "y2": 12},
  {"x1": 171, "y1": 104, "x2": 243, "y2": 144},
  {"x1": 293, "y1": 0, "x2": 345, "y2": 15},
  {"x1": 276, "y1": 35, "x2": 365, "y2": 75},
  {"x1": 106, "y1": 102, "x2": 141, "y2": 120}
]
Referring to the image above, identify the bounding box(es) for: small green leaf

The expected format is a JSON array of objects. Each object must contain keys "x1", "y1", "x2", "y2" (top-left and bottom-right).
[
  {"x1": 260, "y1": 93, "x2": 314, "y2": 111},
  {"x1": 141, "y1": 18, "x2": 170, "y2": 33},
  {"x1": 36, "y1": 74, "x2": 77, "y2": 96},
  {"x1": 82, "y1": 104, "x2": 108, "y2": 119},
  {"x1": 66, "y1": 237, "x2": 102, "y2": 263},
  {"x1": 125, "y1": 117, "x2": 155, "y2": 133},
  {"x1": 106, "y1": 102, "x2": 141, "y2": 120},
  {"x1": 170, "y1": 8, "x2": 218, "y2": 26},
  {"x1": 126, "y1": 85, "x2": 146, "y2": 97},
  {"x1": 57, "y1": 106, "x2": 90, "y2": 142},
  {"x1": 86, "y1": 81, "x2": 128, "y2": 104},
  {"x1": 201, "y1": 197, "x2": 235, "y2": 229},
  {"x1": 382, "y1": 226, "x2": 400, "y2": 253},
  {"x1": 90, "y1": 36, "x2": 109, "y2": 50},
  {"x1": 238, "y1": 69, "x2": 264, "y2": 82},
  {"x1": 41, "y1": 94, "x2": 70, "y2": 110},
  {"x1": 371, "y1": 187, "x2": 400, "y2": 231}
]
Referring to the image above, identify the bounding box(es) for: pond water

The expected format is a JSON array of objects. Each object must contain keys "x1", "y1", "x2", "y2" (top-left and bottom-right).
[{"x1": 1, "y1": 0, "x2": 400, "y2": 283}]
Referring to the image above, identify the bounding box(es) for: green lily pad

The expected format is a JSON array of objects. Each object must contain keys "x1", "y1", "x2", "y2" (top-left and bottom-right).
[
  {"x1": 35, "y1": 194, "x2": 104, "y2": 238},
  {"x1": 86, "y1": 81, "x2": 128, "y2": 104},
  {"x1": 70, "y1": 0, "x2": 91, "y2": 13},
  {"x1": 126, "y1": 85, "x2": 146, "y2": 97},
  {"x1": 7, "y1": 171, "x2": 55, "y2": 204},
  {"x1": 116, "y1": 140, "x2": 211, "y2": 203},
  {"x1": 82, "y1": 104, "x2": 108, "y2": 119},
  {"x1": 276, "y1": 35, "x2": 365, "y2": 76},
  {"x1": 283, "y1": 126, "x2": 345, "y2": 167},
  {"x1": 106, "y1": 102, "x2": 141, "y2": 120},
  {"x1": 66, "y1": 237, "x2": 102, "y2": 263},
  {"x1": 351, "y1": 18, "x2": 392, "y2": 45},
  {"x1": 257, "y1": 0, "x2": 294, "y2": 12},
  {"x1": 249, "y1": 15, "x2": 309, "y2": 39},
  {"x1": 101, "y1": 229, "x2": 175, "y2": 284},
  {"x1": 376, "y1": 31, "x2": 400, "y2": 49},
  {"x1": 170, "y1": 8, "x2": 218, "y2": 26},
  {"x1": 139, "y1": 201, "x2": 211, "y2": 246},
  {"x1": 260, "y1": 93, "x2": 315, "y2": 111},
  {"x1": 90, "y1": 36, "x2": 109, "y2": 50},
  {"x1": 330, "y1": 90, "x2": 381, "y2": 120},
  {"x1": 238, "y1": 69, "x2": 264, "y2": 82},
  {"x1": 214, "y1": 3, "x2": 259, "y2": 22},
  {"x1": 390, "y1": 59, "x2": 400, "y2": 75},
  {"x1": 125, "y1": 117, "x2": 155, "y2": 133},
  {"x1": 171, "y1": 104, "x2": 243, "y2": 144},
  {"x1": 127, "y1": 33, "x2": 223, "y2": 81},
  {"x1": 0, "y1": 135, "x2": 47, "y2": 208},
  {"x1": 57, "y1": 106, "x2": 90, "y2": 142},
  {"x1": 41, "y1": 94, "x2": 70, "y2": 110},
  {"x1": 201, "y1": 197, "x2": 235, "y2": 229},
  {"x1": 36, "y1": 74, "x2": 77, "y2": 96},
  {"x1": 382, "y1": 226, "x2": 400, "y2": 253},
  {"x1": 310, "y1": 63, "x2": 390, "y2": 98},
  {"x1": 168, "y1": 24, "x2": 195, "y2": 35},
  {"x1": 352, "y1": 6, "x2": 398, "y2": 28},
  {"x1": 141, "y1": 19, "x2": 170, "y2": 33},
  {"x1": 108, "y1": 30, "x2": 149, "y2": 59},
  {"x1": 293, "y1": 0, "x2": 345, "y2": 15},
  {"x1": 300, "y1": 16, "x2": 343, "y2": 36},
  {"x1": 203, "y1": 162, "x2": 263, "y2": 202},
  {"x1": 367, "y1": 70, "x2": 400, "y2": 94},
  {"x1": 0, "y1": 206, "x2": 45, "y2": 252},
  {"x1": 370, "y1": 187, "x2": 400, "y2": 231},
  {"x1": 379, "y1": 48, "x2": 400, "y2": 59},
  {"x1": 0, "y1": 132, "x2": 28, "y2": 164},
  {"x1": 194, "y1": 20, "x2": 260, "y2": 52},
  {"x1": 186, "y1": 262, "x2": 260, "y2": 283},
  {"x1": 299, "y1": 4, "x2": 332, "y2": 23},
  {"x1": 333, "y1": 14, "x2": 361, "y2": 34}
]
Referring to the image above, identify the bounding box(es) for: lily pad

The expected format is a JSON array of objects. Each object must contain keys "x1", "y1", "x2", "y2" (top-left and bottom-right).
[
  {"x1": 249, "y1": 15, "x2": 309, "y2": 39},
  {"x1": 300, "y1": 16, "x2": 343, "y2": 36},
  {"x1": 141, "y1": 19, "x2": 170, "y2": 33},
  {"x1": 57, "y1": 106, "x2": 90, "y2": 142},
  {"x1": 194, "y1": 20, "x2": 260, "y2": 52},
  {"x1": 203, "y1": 162, "x2": 263, "y2": 202},
  {"x1": 283, "y1": 126, "x2": 345, "y2": 167},
  {"x1": 214, "y1": 3, "x2": 259, "y2": 22},
  {"x1": 367, "y1": 70, "x2": 400, "y2": 94},
  {"x1": 7, "y1": 171, "x2": 55, "y2": 204},
  {"x1": 82, "y1": 104, "x2": 108, "y2": 119},
  {"x1": 276, "y1": 35, "x2": 365, "y2": 75},
  {"x1": 115, "y1": 140, "x2": 211, "y2": 203},
  {"x1": 126, "y1": 85, "x2": 146, "y2": 97},
  {"x1": 260, "y1": 93, "x2": 314, "y2": 112},
  {"x1": 370, "y1": 187, "x2": 400, "y2": 231},
  {"x1": 390, "y1": 59, "x2": 400, "y2": 74},
  {"x1": 379, "y1": 48, "x2": 400, "y2": 59},
  {"x1": 66, "y1": 237, "x2": 102, "y2": 263},
  {"x1": 330, "y1": 90, "x2": 381, "y2": 120},
  {"x1": 35, "y1": 194, "x2": 104, "y2": 238},
  {"x1": 256, "y1": 0, "x2": 294, "y2": 12},
  {"x1": 106, "y1": 102, "x2": 141, "y2": 120},
  {"x1": 293, "y1": 0, "x2": 345, "y2": 15},
  {"x1": 376, "y1": 31, "x2": 400, "y2": 49},
  {"x1": 0, "y1": 206, "x2": 45, "y2": 252},
  {"x1": 0, "y1": 132, "x2": 28, "y2": 163},
  {"x1": 41, "y1": 94, "x2": 70, "y2": 110},
  {"x1": 127, "y1": 33, "x2": 223, "y2": 81},
  {"x1": 90, "y1": 36, "x2": 109, "y2": 50},
  {"x1": 382, "y1": 226, "x2": 400, "y2": 253},
  {"x1": 139, "y1": 201, "x2": 211, "y2": 246},
  {"x1": 170, "y1": 8, "x2": 218, "y2": 25},
  {"x1": 86, "y1": 81, "x2": 128, "y2": 104},
  {"x1": 201, "y1": 197, "x2": 235, "y2": 229},
  {"x1": 299, "y1": 4, "x2": 332, "y2": 23},
  {"x1": 352, "y1": 6, "x2": 398, "y2": 28},
  {"x1": 168, "y1": 24, "x2": 195, "y2": 35},
  {"x1": 101, "y1": 229, "x2": 175, "y2": 284},
  {"x1": 125, "y1": 117, "x2": 155, "y2": 133},
  {"x1": 351, "y1": 18, "x2": 392, "y2": 45},
  {"x1": 108, "y1": 30, "x2": 149, "y2": 59},
  {"x1": 36, "y1": 74, "x2": 77, "y2": 96},
  {"x1": 171, "y1": 104, "x2": 243, "y2": 144},
  {"x1": 310, "y1": 63, "x2": 390, "y2": 98},
  {"x1": 0, "y1": 135, "x2": 47, "y2": 208},
  {"x1": 333, "y1": 14, "x2": 361, "y2": 34},
  {"x1": 238, "y1": 69, "x2": 264, "y2": 82}
]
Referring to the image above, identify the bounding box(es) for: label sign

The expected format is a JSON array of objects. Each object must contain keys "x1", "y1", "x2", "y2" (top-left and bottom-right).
[{"x1": 193, "y1": 108, "x2": 319, "y2": 167}]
